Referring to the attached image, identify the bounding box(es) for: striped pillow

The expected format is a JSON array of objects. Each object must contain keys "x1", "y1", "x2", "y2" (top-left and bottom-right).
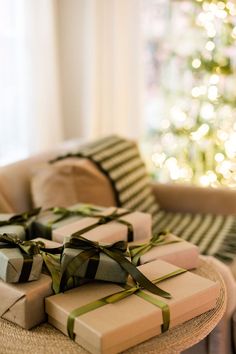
[{"x1": 51, "y1": 135, "x2": 160, "y2": 232}]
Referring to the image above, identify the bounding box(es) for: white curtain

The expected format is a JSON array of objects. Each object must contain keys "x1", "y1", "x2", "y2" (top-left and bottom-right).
[
  {"x1": 0, "y1": 0, "x2": 143, "y2": 165},
  {"x1": 0, "y1": 0, "x2": 63, "y2": 165},
  {"x1": 58, "y1": 0, "x2": 143, "y2": 141}
]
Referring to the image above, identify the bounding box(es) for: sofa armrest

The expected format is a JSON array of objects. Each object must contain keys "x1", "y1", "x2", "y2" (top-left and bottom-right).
[{"x1": 151, "y1": 182, "x2": 236, "y2": 216}]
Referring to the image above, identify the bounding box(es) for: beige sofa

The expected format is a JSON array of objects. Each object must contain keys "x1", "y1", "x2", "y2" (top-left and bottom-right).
[{"x1": 0, "y1": 139, "x2": 236, "y2": 354}]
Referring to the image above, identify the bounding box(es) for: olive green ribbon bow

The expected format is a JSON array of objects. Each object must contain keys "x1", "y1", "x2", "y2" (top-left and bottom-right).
[
  {"x1": 130, "y1": 232, "x2": 181, "y2": 266},
  {"x1": 0, "y1": 208, "x2": 41, "y2": 227},
  {"x1": 67, "y1": 267, "x2": 187, "y2": 340},
  {"x1": 0, "y1": 233, "x2": 44, "y2": 282},
  {"x1": 69, "y1": 208, "x2": 134, "y2": 242},
  {"x1": 48, "y1": 205, "x2": 104, "y2": 225},
  {"x1": 60, "y1": 235, "x2": 171, "y2": 299},
  {"x1": 0, "y1": 207, "x2": 41, "y2": 239}
]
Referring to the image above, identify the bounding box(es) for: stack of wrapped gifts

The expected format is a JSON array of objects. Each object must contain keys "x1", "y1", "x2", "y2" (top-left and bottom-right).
[{"x1": 0, "y1": 204, "x2": 220, "y2": 353}]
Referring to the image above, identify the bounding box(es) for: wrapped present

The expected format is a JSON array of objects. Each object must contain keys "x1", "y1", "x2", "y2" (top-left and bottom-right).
[
  {"x1": 129, "y1": 232, "x2": 199, "y2": 269},
  {"x1": 0, "y1": 234, "x2": 44, "y2": 283},
  {"x1": 0, "y1": 273, "x2": 53, "y2": 329},
  {"x1": 52, "y1": 206, "x2": 152, "y2": 244},
  {"x1": 46, "y1": 259, "x2": 220, "y2": 354},
  {"x1": 59, "y1": 235, "x2": 171, "y2": 299},
  {"x1": 0, "y1": 208, "x2": 41, "y2": 240},
  {"x1": 61, "y1": 236, "x2": 128, "y2": 286},
  {"x1": 30, "y1": 204, "x2": 105, "y2": 240}
]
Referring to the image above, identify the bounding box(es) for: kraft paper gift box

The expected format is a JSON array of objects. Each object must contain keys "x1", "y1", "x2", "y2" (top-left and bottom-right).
[
  {"x1": 129, "y1": 233, "x2": 199, "y2": 270},
  {"x1": 0, "y1": 214, "x2": 25, "y2": 240},
  {"x1": 52, "y1": 207, "x2": 152, "y2": 244},
  {"x1": 46, "y1": 259, "x2": 220, "y2": 354},
  {"x1": 0, "y1": 273, "x2": 53, "y2": 329},
  {"x1": 0, "y1": 209, "x2": 41, "y2": 240},
  {"x1": 0, "y1": 235, "x2": 44, "y2": 283},
  {"x1": 32, "y1": 237, "x2": 62, "y2": 249},
  {"x1": 30, "y1": 204, "x2": 105, "y2": 240}
]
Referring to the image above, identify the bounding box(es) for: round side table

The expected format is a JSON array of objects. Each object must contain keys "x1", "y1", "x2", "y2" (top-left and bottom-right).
[{"x1": 0, "y1": 258, "x2": 226, "y2": 354}]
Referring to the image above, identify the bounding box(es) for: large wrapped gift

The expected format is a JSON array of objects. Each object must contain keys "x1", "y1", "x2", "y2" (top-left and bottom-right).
[
  {"x1": 129, "y1": 233, "x2": 199, "y2": 269},
  {"x1": 0, "y1": 208, "x2": 41, "y2": 240},
  {"x1": 30, "y1": 204, "x2": 104, "y2": 240},
  {"x1": 0, "y1": 273, "x2": 53, "y2": 329},
  {"x1": 52, "y1": 206, "x2": 151, "y2": 244},
  {"x1": 46, "y1": 260, "x2": 220, "y2": 354},
  {"x1": 0, "y1": 234, "x2": 43, "y2": 283},
  {"x1": 59, "y1": 235, "x2": 171, "y2": 299}
]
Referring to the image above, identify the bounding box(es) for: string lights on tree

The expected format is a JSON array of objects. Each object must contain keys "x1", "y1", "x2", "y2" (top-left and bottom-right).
[{"x1": 147, "y1": 0, "x2": 236, "y2": 187}]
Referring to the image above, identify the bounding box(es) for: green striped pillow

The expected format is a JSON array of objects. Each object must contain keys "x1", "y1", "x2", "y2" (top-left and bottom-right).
[{"x1": 51, "y1": 135, "x2": 160, "y2": 232}]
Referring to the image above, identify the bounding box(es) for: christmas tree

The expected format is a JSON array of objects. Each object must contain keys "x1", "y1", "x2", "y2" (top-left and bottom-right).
[{"x1": 145, "y1": 0, "x2": 236, "y2": 188}]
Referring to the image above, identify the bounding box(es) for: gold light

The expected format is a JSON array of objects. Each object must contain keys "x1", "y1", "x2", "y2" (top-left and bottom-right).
[
  {"x1": 192, "y1": 58, "x2": 201, "y2": 68},
  {"x1": 205, "y1": 41, "x2": 215, "y2": 51}
]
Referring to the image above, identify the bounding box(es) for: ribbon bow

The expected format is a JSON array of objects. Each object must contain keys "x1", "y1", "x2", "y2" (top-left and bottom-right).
[
  {"x1": 71, "y1": 208, "x2": 134, "y2": 242},
  {"x1": 60, "y1": 235, "x2": 171, "y2": 299},
  {"x1": 0, "y1": 233, "x2": 44, "y2": 255},
  {"x1": 0, "y1": 233, "x2": 44, "y2": 282},
  {"x1": 130, "y1": 231, "x2": 181, "y2": 266},
  {"x1": 49, "y1": 205, "x2": 104, "y2": 224},
  {"x1": 0, "y1": 208, "x2": 41, "y2": 227}
]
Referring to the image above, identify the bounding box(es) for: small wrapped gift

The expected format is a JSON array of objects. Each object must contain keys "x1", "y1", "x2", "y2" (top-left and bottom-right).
[
  {"x1": 52, "y1": 206, "x2": 151, "y2": 244},
  {"x1": 129, "y1": 233, "x2": 199, "y2": 270},
  {"x1": 30, "y1": 204, "x2": 105, "y2": 240},
  {"x1": 0, "y1": 234, "x2": 44, "y2": 283},
  {"x1": 0, "y1": 208, "x2": 41, "y2": 240},
  {"x1": 46, "y1": 259, "x2": 220, "y2": 354},
  {"x1": 60, "y1": 235, "x2": 171, "y2": 299},
  {"x1": 61, "y1": 236, "x2": 129, "y2": 286},
  {"x1": 0, "y1": 273, "x2": 53, "y2": 329}
]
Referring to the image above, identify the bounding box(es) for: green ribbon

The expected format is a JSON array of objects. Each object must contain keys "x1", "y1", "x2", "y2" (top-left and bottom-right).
[
  {"x1": 67, "y1": 268, "x2": 187, "y2": 340},
  {"x1": 0, "y1": 233, "x2": 44, "y2": 282},
  {"x1": 69, "y1": 208, "x2": 134, "y2": 242},
  {"x1": 0, "y1": 208, "x2": 41, "y2": 227},
  {"x1": 33, "y1": 205, "x2": 103, "y2": 240},
  {"x1": 60, "y1": 235, "x2": 171, "y2": 299},
  {"x1": 0, "y1": 208, "x2": 41, "y2": 240},
  {"x1": 0, "y1": 233, "x2": 44, "y2": 255},
  {"x1": 39, "y1": 244, "x2": 64, "y2": 294},
  {"x1": 48, "y1": 205, "x2": 104, "y2": 225},
  {"x1": 41, "y1": 206, "x2": 134, "y2": 242},
  {"x1": 130, "y1": 231, "x2": 181, "y2": 266}
]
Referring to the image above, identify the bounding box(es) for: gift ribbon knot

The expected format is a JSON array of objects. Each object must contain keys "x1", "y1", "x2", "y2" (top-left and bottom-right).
[
  {"x1": 130, "y1": 231, "x2": 181, "y2": 266},
  {"x1": 49, "y1": 205, "x2": 103, "y2": 225},
  {"x1": 67, "y1": 268, "x2": 187, "y2": 340},
  {"x1": 0, "y1": 233, "x2": 45, "y2": 282},
  {"x1": 70, "y1": 208, "x2": 134, "y2": 242},
  {"x1": 60, "y1": 235, "x2": 172, "y2": 299}
]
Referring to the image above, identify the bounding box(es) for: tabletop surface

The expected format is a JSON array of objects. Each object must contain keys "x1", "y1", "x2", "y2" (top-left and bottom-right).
[{"x1": 0, "y1": 258, "x2": 226, "y2": 354}]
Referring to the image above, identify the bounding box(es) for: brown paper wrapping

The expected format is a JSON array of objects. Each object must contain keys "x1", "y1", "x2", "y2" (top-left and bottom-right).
[
  {"x1": 46, "y1": 260, "x2": 220, "y2": 354},
  {"x1": 0, "y1": 274, "x2": 53, "y2": 329},
  {"x1": 52, "y1": 207, "x2": 152, "y2": 244},
  {"x1": 130, "y1": 233, "x2": 199, "y2": 270},
  {"x1": 32, "y1": 237, "x2": 62, "y2": 248}
]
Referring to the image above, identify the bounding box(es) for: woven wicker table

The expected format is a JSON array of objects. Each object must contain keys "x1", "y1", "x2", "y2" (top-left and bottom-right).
[{"x1": 0, "y1": 258, "x2": 226, "y2": 354}]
